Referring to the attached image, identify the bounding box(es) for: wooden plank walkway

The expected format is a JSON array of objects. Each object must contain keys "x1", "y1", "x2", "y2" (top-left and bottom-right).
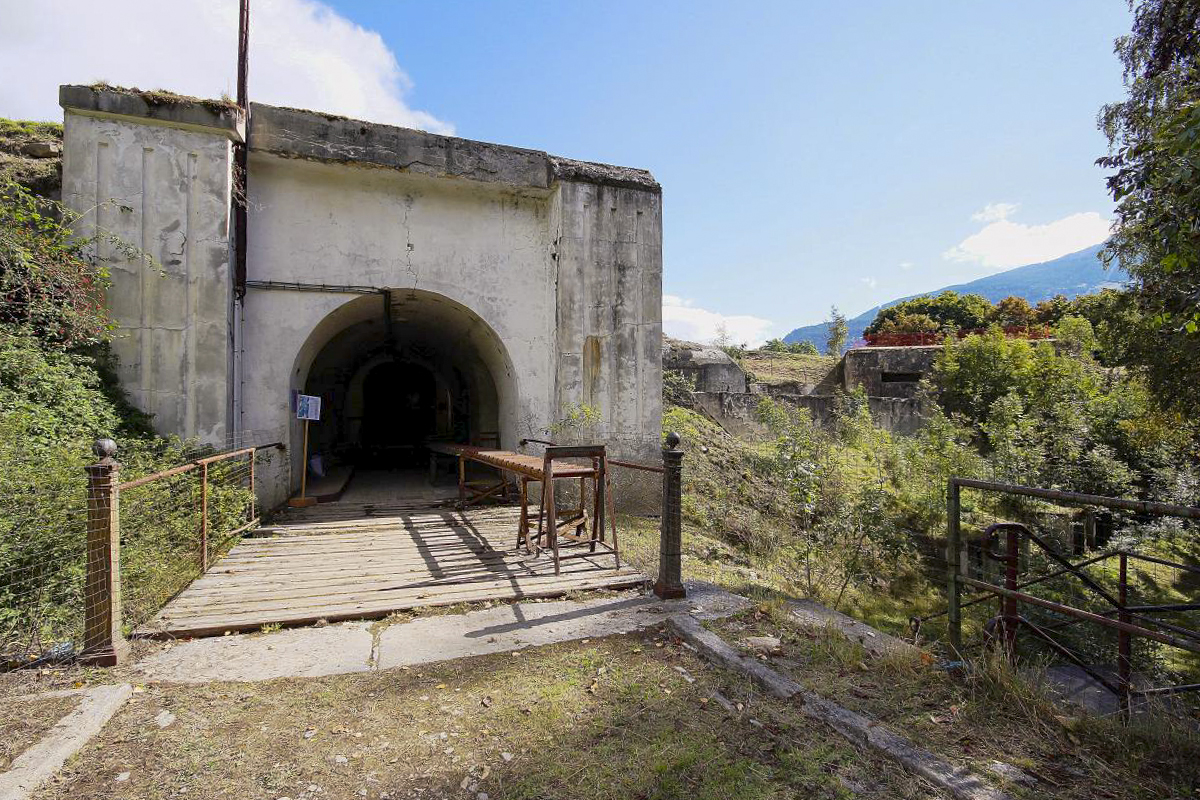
[{"x1": 135, "y1": 505, "x2": 645, "y2": 638}]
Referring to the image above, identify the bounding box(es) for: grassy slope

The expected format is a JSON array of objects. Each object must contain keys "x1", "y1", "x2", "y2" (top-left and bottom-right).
[
  {"x1": 740, "y1": 351, "x2": 840, "y2": 388},
  {"x1": 623, "y1": 404, "x2": 944, "y2": 638},
  {"x1": 712, "y1": 607, "x2": 1200, "y2": 800},
  {"x1": 30, "y1": 632, "x2": 930, "y2": 800}
]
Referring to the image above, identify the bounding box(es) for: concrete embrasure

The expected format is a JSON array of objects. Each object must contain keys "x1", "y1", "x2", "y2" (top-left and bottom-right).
[
  {"x1": 0, "y1": 683, "x2": 132, "y2": 800},
  {"x1": 666, "y1": 615, "x2": 1013, "y2": 800},
  {"x1": 136, "y1": 583, "x2": 748, "y2": 683}
]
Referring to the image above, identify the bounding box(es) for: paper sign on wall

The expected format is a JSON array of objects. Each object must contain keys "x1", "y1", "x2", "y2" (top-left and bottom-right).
[{"x1": 296, "y1": 394, "x2": 322, "y2": 421}]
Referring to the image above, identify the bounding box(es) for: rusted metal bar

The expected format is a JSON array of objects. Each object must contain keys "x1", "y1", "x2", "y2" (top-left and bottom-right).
[
  {"x1": 249, "y1": 452, "x2": 256, "y2": 522},
  {"x1": 923, "y1": 551, "x2": 1117, "y2": 621},
  {"x1": 951, "y1": 477, "x2": 1200, "y2": 520},
  {"x1": 1121, "y1": 551, "x2": 1200, "y2": 576},
  {"x1": 118, "y1": 442, "x2": 281, "y2": 491},
  {"x1": 959, "y1": 576, "x2": 1200, "y2": 653},
  {"x1": 1118, "y1": 552, "x2": 1131, "y2": 721},
  {"x1": 609, "y1": 459, "x2": 665, "y2": 474},
  {"x1": 233, "y1": 0, "x2": 250, "y2": 300},
  {"x1": 118, "y1": 460, "x2": 198, "y2": 491},
  {"x1": 1018, "y1": 616, "x2": 1123, "y2": 695},
  {"x1": 946, "y1": 479, "x2": 962, "y2": 652},
  {"x1": 200, "y1": 462, "x2": 209, "y2": 572},
  {"x1": 1003, "y1": 526, "x2": 1019, "y2": 655}
]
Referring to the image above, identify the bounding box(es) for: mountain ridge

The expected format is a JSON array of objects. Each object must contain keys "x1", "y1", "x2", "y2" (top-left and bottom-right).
[{"x1": 783, "y1": 244, "x2": 1124, "y2": 348}]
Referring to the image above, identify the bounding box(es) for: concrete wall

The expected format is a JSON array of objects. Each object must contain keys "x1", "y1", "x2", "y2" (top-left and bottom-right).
[
  {"x1": 241, "y1": 155, "x2": 550, "y2": 490},
  {"x1": 60, "y1": 86, "x2": 664, "y2": 511},
  {"x1": 693, "y1": 391, "x2": 926, "y2": 438},
  {"x1": 60, "y1": 87, "x2": 241, "y2": 444},
  {"x1": 842, "y1": 346, "x2": 941, "y2": 399}
]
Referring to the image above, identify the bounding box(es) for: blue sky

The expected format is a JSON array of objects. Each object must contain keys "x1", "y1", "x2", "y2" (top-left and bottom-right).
[{"x1": 3, "y1": 0, "x2": 1132, "y2": 343}]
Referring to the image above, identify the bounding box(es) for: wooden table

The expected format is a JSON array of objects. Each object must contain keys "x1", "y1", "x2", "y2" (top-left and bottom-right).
[{"x1": 426, "y1": 442, "x2": 619, "y2": 574}]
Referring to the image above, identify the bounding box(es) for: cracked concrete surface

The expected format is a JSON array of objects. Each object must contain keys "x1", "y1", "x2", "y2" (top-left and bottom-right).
[{"x1": 135, "y1": 582, "x2": 747, "y2": 683}]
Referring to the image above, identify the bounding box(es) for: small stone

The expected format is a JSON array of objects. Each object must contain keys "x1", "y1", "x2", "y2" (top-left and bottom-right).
[
  {"x1": 987, "y1": 761, "x2": 1038, "y2": 787},
  {"x1": 335, "y1": 755, "x2": 348, "y2": 764},
  {"x1": 477, "y1": 794, "x2": 489, "y2": 800},
  {"x1": 20, "y1": 141, "x2": 61, "y2": 158},
  {"x1": 154, "y1": 709, "x2": 176, "y2": 728},
  {"x1": 115, "y1": 772, "x2": 130, "y2": 783},
  {"x1": 744, "y1": 635, "x2": 782, "y2": 654},
  {"x1": 500, "y1": 752, "x2": 514, "y2": 762}
]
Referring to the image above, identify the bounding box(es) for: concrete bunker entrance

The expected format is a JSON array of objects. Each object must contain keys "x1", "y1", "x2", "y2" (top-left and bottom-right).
[{"x1": 293, "y1": 290, "x2": 517, "y2": 500}]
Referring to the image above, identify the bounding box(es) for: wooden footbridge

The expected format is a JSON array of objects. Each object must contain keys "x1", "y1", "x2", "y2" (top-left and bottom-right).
[
  {"x1": 137, "y1": 504, "x2": 645, "y2": 638},
  {"x1": 73, "y1": 438, "x2": 684, "y2": 657}
]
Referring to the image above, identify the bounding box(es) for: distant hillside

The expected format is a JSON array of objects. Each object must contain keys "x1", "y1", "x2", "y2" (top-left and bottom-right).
[{"x1": 783, "y1": 244, "x2": 1124, "y2": 349}]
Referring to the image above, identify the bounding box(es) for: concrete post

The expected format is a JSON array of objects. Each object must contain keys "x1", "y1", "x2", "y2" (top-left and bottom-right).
[
  {"x1": 81, "y1": 438, "x2": 129, "y2": 666},
  {"x1": 654, "y1": 432, "x2": 686, "y2": 600}
]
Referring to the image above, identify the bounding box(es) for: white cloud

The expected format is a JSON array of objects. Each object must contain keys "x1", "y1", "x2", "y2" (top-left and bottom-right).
[
  {"x1": 944, "y1": 204, "x2": 1112, "y2": 269},
  {"x1": 899, "y1": 261, "x2": 914, "y2": 271},
  {"x1": 971, "y1": 202, "x2": 1020, "y2": 223},
  {"x1": 663, "y1": 295, "x2": 774, "y2": 348},
  {"x1": 859, "y1": 277, "x2": 878, "y2": 289},
  {"x1": 0, "y1": 0, "x2": 452, "y2": 134}
]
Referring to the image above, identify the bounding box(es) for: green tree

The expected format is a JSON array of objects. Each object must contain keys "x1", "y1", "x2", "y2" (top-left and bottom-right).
[
  {"x1": 825, "y1": 305, "x2": 849, "y2": 355},
  {"x1": 865, "y1": 291, "x2": 993, "y2": 336},
  {"x1": 991, "y1": 296, "x2": 1037, "y2": 328},
  {"x1": 876, "y1": 311, "x2": 939, "y2": 334},
  {"x1": 1098, "y1": 0, "x2": 1200, "y2": 414}
]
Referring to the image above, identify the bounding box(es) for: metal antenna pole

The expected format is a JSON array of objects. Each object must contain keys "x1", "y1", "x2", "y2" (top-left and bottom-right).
[{"x1": 234, "y1": 0, "x2": 250, "y2": 300}]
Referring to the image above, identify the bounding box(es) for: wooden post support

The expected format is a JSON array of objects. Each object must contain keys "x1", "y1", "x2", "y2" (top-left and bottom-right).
[
  {"x1": 946, "y1": 478, "x2": 962, "y2": 654},
  {"x1": 82, "y1": 438, "x2": 129, "y2": 666},
  {"x1": 655, "y1": 432, "x2": 686, "y2": 600},
  {"x1": 288, "y1": 417, "x2": 317, "y2": 508}
]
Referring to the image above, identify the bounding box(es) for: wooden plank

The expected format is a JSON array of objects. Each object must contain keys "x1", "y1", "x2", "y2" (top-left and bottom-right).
[
  {"x1": 156, "y1": 562, "x2": 643, "y2": 621},
  {"x1": 164, "y1": 556, "x2": 625, "y2": 612},
  {"x1": 187, "y1": 554, "x2": 549, "y2": 585},
  {"x1": 134, "y1": 504, "x2": 641, "y2": 640},
  {"x1": 138, "y1": 571, "x2": 646, "y2": 638}
]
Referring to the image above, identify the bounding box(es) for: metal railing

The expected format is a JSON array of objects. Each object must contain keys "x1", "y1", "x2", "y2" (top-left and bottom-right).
[
  {"x1": 80, "y1": 437, "x2": 284, "y2": 665},
  {"x1": 940, "y1": 477, "x2": 1200, "y2": 720}
]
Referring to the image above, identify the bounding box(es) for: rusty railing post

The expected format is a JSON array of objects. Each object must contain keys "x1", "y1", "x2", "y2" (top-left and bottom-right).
[
  {"x1": 654, "y1": 432, "x2": 686, "y2": 600},
  {"x1": 249, "y1": 450, "x2": 256, "y2": 523},
  {"x1": 1003, "y1": 526, "x2": 1019, "y2": 656},
  {"x1": 200, "y1": 462, "x2": 209, "y2": 572},
  {"x1": 82, "y1": 438, "x2": 129, "y2": 666},
  {"x1": 1118, "y1": 551, "x2": 1132, "y2": 722},
  {"x1": 947, "y1": 478, "x2": 962, "y2": 653}
]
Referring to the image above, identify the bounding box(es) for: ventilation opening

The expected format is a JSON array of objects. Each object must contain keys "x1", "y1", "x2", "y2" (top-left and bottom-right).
[{"x1": 881, "y1": 371, "x2": 923, "y2": 384}]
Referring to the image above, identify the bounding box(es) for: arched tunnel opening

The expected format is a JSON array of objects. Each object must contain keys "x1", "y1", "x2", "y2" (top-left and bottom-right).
[{"x1": 292, "y1": 290, "x2": 516, "y2": 501}]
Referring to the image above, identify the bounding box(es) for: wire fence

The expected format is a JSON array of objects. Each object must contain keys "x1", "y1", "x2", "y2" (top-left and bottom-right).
[{"x1": 1, "y1": 431, "x2": 281, "y2": 669}]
